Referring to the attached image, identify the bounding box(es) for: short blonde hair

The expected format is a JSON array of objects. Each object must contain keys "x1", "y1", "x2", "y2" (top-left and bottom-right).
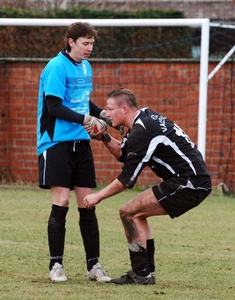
[{"x1": 106, "y1": 88, "x2": 139, "y2": 108}]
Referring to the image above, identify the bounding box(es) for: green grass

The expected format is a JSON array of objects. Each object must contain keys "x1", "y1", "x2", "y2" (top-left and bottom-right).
[{"x1": 0, "y1": 185, "x2": 234, "y2": 300}]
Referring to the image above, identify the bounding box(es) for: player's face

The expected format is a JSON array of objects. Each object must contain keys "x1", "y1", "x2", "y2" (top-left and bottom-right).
[
  {"x1": 69, "y1": 36, "x2": 95, "y2": 61},
  {"x1": 106, "y1": 98, "x2": 126, "y2": 128}
]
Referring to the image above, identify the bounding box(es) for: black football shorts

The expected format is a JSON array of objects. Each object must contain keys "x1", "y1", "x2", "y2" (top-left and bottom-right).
[
  {"x1": 38, "y1": 141, "x2": 96, "y2": 190},
  {"x1": 152, "y1": 175, "x2": 212, "y2": 218}
]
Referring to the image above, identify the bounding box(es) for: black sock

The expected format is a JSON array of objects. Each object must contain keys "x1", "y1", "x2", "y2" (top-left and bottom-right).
[
  {"x1": 78, "y1": 207, "x2": 99, "y2": 271},
  {"x1": 48, "y1": 204, "x2": 68, "y2": 270},
  {"x1": 146, "y1": 239, "x2": 155, "y2": 273},
  {"x1": 129, "y1": 245, "x2": 150, "y2": 277}
]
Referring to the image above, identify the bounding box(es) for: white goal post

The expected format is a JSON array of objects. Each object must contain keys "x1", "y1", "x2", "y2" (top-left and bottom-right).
[{"x1": 0, "y1": 18, "x2": 210, "y2": 159}]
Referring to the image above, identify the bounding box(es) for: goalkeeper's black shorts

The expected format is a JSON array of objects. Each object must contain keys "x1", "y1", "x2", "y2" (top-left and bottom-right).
[
  {"x1": 152, "y1": 175, "x2": 212, "y2": 219},
  {"x1": 38, "y1": 141, "x2": 96, "y2": 190}
]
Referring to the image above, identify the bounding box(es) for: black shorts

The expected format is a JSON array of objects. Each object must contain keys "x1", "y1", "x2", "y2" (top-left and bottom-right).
[
  {"x1": 38, "y1": 141, "x2": 96, "y2": 190},
  {"x1": 152, "y1": 176, "x2": 212, "y2": 218}
]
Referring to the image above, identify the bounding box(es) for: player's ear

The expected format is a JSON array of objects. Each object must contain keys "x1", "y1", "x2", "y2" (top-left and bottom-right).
[
  {"x1": 122, "y1": 105, "x2": 129, "y2": 114},
  {"x1": 68, "y1": 38, "x2": 75, "y2": 48}
]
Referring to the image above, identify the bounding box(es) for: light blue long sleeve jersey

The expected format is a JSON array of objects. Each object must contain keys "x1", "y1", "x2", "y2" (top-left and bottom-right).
[{"x1": 37, "y1": 51, "x2": 92, "y2": 155}]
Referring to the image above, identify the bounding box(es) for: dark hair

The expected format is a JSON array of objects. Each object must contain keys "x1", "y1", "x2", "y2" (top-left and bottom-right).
[
  {"x1": 106, "y1": 88, "x2": 139, "y2": 108},
  {"x1": 64, "y1": 22, "x2": 98, "y2": 52}
]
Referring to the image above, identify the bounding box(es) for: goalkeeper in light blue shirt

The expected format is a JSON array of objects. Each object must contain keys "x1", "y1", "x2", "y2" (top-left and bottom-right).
[{"x1": 37, "y1": 22, "x2": 111, "y2": 282}]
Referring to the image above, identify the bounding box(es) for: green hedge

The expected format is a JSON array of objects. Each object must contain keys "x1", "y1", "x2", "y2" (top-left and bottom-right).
[{"x1": 0, "y1": 6, "x2": 192, "y2": 58}]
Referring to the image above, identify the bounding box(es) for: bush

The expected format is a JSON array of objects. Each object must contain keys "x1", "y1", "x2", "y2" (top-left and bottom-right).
[{"x1": 0, "y1": 6, "x2": 192, "y2": 58}]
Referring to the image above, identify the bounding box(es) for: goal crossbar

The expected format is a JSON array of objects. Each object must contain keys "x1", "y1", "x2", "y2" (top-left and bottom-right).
[{"x1": 0, "y1": 18, "x2": 210, "y2": 159}]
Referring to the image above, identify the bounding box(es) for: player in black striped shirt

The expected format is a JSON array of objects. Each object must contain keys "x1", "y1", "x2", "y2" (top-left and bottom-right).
[{"x1": 84, "y1": 88, "x2": 212, "y2": 285}]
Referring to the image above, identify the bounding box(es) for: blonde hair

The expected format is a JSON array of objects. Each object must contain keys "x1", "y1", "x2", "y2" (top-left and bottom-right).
[{"x1": 106, "y1": 88, "x2": 139, "y2": 108}]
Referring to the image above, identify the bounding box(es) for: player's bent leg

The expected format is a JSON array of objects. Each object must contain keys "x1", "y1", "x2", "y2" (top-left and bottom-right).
[
  {"x1": 119, "y1": 188, "x2": 167, "y2": 243},
  {"x1": 120, "y1": 188, "x2": 167, "y2": 219},
  {"x1": 111, "y1": 189, "x2": 165, "y2": 285}
]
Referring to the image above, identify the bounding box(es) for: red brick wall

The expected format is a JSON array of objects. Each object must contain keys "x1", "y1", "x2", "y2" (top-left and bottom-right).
[{"x1": 0, "y1": 60, "x2": 234, "y2": 191}]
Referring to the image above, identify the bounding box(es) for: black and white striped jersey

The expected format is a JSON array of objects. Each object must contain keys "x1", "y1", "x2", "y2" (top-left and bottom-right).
[{"x1": 117, "y1": 108, "x2": 210, "y2": 188}]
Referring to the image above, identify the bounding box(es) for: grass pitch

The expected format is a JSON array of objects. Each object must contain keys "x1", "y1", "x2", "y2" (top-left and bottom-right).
[{"x1": 0, "y1": 185, "x2": 234, "y2": 300}]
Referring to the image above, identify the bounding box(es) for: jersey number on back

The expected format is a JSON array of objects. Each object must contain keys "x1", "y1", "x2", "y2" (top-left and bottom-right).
[{"x1": 174, "y1": 124, "x2": 195, "y2": 148}]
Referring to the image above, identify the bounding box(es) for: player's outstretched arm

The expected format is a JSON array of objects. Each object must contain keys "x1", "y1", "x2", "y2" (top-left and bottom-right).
[{"x1": 83, "y1": 178, "x2": 126, "y2": 209}]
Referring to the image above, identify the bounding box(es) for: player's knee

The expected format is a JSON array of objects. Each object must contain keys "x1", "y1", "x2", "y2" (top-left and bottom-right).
[{"x1": 119, "y1": 205, "x2": 133, "y2": 221}]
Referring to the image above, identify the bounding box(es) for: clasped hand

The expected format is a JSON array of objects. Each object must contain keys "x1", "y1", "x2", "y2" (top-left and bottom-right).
[{"x1": 83, "y1": 193, "x2": 100, "y2": 209}]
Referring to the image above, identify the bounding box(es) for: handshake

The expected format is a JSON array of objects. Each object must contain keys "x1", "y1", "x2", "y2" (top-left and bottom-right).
[{"x1": 83, "y1": 110, "x2": 124, "y2": 142}]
